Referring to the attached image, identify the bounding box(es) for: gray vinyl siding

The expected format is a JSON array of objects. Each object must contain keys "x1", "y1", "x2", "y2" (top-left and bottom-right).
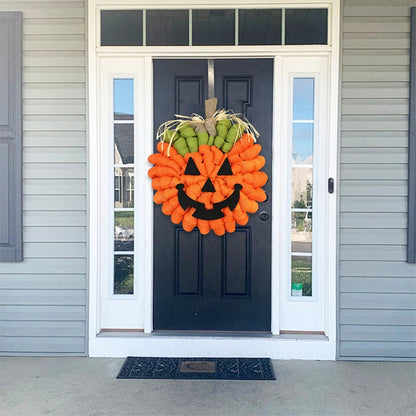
[
  {"x1": 339, "y1": 0, "x2": 416, "y2": 360},
  {"x1": 0, "y1": 0, "x2": 87, "y2": 355}
]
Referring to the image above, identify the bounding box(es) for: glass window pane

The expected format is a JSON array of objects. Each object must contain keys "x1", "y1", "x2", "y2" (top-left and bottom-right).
[
  {"x1": 293, "y1": 78, "x2": 314, "y2": 120},
  {"x1": 146, "y1": 10, "x2": 189, "y2": 46},
  {"x1": 114, "y1": 255, "x2": 134, "y2": 294},
  {"x1": 292, "y1": 123, "x2": 313, "y2": 165},
  {"x1": 291, "y1": 255, "x2": 312, "y2": 297},
  {"x1": 114, "y1": 212, "x2": 134, "y2": 252},
  {"x1": 292, "y1": 167, "x2": 313, "y2": 209},
  {"x1": 114, "y1": 167, "x2": 134, "y2": 208},
  {"x1": 101, "y1": 10, "x2": 143, "y2": 46},
  {"x1": 239, "y1": 9, "x2": 282, "y2": 45},
  {"x1": 114, "y1": 79, "x2": 134, "y2": 120},
  {"x1": 114, "y1": 124, "x2": 134, "y2": 164},
  {"x1": 291, "y1": 212, "x2": 312, "y2": 252},
  {"x1": 285, "y1": 9, "x2": 328, "y2": 45},
  {"x1": 192, "y1": 9, "x2": 235, "y2": 46}
]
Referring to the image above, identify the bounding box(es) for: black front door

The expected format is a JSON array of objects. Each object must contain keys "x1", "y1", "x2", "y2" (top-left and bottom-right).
[{"x1": 153, "y1": 59, "x2": 273, "y2": 331}]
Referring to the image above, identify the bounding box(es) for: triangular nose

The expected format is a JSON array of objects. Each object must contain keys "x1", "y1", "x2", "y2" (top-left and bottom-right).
[{"x1": 201, "y1": 178, "x2": 215, "y2": 192}]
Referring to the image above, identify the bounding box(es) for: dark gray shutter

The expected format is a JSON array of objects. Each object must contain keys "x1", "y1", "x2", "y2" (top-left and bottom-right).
[
  {"x1": 0, "y1": 12, "x2": 22, "y2": 262},
  {"x1": 409, "y1": 7, "x2": 416, "y2": 263}
]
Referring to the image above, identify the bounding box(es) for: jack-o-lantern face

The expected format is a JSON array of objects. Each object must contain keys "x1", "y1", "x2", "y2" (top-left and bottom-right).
[
  {"x1": 176, "y1": 157, "x2": 242, "y2": 220},
  {"x1": 148, "y1": 134, "x2": 268, "y2": 235}
]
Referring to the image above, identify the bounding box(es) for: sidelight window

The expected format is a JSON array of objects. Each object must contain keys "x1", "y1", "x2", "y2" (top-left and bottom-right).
[
  {"x1": 290, "y1": 78, "x2": 315, "y2": 297},
  {"x1": 113, "y1": 79, "x2": 135, "y2": 294}
]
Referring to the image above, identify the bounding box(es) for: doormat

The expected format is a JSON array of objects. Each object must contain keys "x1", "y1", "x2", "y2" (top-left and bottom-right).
[{"x1": 117, "y1": 357, "x2": 275, "y2": 380}]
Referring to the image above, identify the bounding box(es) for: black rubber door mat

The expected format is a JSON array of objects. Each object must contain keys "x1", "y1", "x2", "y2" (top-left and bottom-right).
[{"x1": 117, "y1": 357, "x2": 275, "y2": 380}]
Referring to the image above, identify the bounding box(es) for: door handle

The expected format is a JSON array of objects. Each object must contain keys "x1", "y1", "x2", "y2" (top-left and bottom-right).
[
  {"x1": 328, "y1": 178, "x2": 334, "y2": 194},
  {"x1": 259, "y1": 211, "x2": 270, "y2": 221}
]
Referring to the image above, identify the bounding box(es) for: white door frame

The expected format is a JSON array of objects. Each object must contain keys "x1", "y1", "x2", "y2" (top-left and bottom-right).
[
  {"x1": 88, "y1": 0, "x2": 340, "y2": 359},
  {"x1": 278, "y1": 56, "x2": 330, "y2": 331}
]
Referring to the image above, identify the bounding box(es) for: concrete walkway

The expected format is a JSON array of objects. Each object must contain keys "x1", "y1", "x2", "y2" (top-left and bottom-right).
[{"x1": 0, "y1": 358, "x2": 415, "y2": 416}]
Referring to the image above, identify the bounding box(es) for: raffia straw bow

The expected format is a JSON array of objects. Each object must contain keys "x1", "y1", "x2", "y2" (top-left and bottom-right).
[{"x1": 156, "y1": 97, "x2": 260, "y2": 156}]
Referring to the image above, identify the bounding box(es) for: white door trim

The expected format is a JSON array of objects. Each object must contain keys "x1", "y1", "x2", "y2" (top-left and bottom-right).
[
  {"x1": 278, "y1": 56, "x2": 330, "y2": 331},
  {"x1": 88, "y1": 0, "x2": 340, "y2": 358}
]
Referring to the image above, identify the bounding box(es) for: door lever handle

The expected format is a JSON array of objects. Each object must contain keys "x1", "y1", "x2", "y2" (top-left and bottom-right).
[{"x1": 328, "y1": 178, "x2": 334, "y2": 194}]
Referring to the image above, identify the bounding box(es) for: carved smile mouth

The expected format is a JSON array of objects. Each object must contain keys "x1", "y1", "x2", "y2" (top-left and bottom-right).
[{"x1": 176, "y1": 183, "x2": 243, "y2": 220}]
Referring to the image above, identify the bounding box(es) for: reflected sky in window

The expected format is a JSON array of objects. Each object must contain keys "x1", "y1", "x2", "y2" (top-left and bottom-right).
[
  {"x1": 292, "y1": 123, "x2": 313, "y2": 164},
  {"x1": 293, "y1": 78, "x2": 314, "y2": 120},
  {"x1": 114, "y1": 79, "x2": 134, "y2": 119}
]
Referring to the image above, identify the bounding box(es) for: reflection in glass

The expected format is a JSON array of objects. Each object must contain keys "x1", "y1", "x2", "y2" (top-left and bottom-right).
[
  {"x1": 114, "y1": 255, "x2": 134, "y2": 294},
  {"x1": 293, "y1": 78, "x2": 314, "y2": 120},
  {"x1": 146, "y1": 10, "x2": 189, "y2": 46},
  {"x1": 285, "y1": 9, "x2": 328, "y2": 45},
  {"x1": 238, "y1": 9, "x2": 282, "y2": 45},
  {"x1": 114, "y1": 211, "x2": 134, "y2": 252},
  {"x1": 192, "y1": 9, "x2": 235, "y2": 45},
  {"x1": 292, "y1": 167, "x2": 313, "y2": 209},
  {"x1": 290, "y1": 75, "x2": 315, "y2": 299},
  {"x1": 291, "y1": 211, "x2": 312, "y2": 253},
  {"x1": 114, "y1": 79, "x2": 134, "y2": 120},
  {"x1": 114, "y1": 124, "x2": 134, "y2": 164},
  {"x1": 291, "y1": 255, "x2": 312, "y2": 297},
  {"x1": 114, "y1": 167, "x2": 134, "y2": 208},
  {"x1": 292, "y1": 123, "x2": 313, "y2": 164},
  {"x1": 101, "y1": 10, "x2": 143, "y2": 46}
]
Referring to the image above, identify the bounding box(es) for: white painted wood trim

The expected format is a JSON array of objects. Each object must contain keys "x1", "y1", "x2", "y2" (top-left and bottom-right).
[
  {"x1": 96, "y1": 47, "x2": 333, "y2": 56},
  {"x1": 143, "y1": 55, "x2": 154, "y2": 334},
  {"x1": 88, "y1": 0, "x2": 100, "y2": 340},
  {"x1": 271, "y1": 55, "x2": 282, "y2": 335},
  {"x1": 326, "y1": 0, "x2": 339, "y2": 343},
  {"x1": 95, "y1": 0, "x2": 335, "y2": 8}
]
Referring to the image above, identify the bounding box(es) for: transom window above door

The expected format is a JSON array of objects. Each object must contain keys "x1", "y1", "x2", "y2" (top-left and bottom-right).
[{"x1": 100, "y1": 8, "x2": 328, "y2": 47}]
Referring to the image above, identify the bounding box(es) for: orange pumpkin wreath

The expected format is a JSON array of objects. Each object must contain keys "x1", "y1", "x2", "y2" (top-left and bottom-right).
[{"x1": 148, "y1": 99, "x2": 268, "y2": 235}]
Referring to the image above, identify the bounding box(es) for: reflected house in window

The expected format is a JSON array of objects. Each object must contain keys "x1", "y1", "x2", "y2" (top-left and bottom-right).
[
  {"x1": 114, "y1": 210, "x2": 134, "y2": 252},
  {"x1": 114, "y1": 167, "x2": 134, "y2": 208},
  {"x1": 291, "y1": 167, "x2": 313, "y2": 211},
  {"x1": 114, "y1": 118, "x2": 134, "y2": 208}
]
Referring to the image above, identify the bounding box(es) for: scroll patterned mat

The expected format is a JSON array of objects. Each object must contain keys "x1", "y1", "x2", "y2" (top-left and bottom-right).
[{"x1": 117, "y1": 357, "x2": 275, "y2": 380}]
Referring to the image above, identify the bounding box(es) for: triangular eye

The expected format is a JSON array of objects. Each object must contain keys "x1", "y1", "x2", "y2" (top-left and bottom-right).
[
  {"x1": 184, "y1": 157, "x2": 200, "y2": 175},
  {"x1": 217, "y1": 158, "x2": 233, "y2": 176}
]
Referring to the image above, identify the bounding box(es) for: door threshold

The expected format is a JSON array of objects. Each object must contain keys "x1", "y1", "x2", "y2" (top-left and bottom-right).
[
  {"x1": 97, "y1": 330, "x2": 328, "y2": 340},
  {"x1": 152, "y1": 330, "x2": 273, "y2": 338},
  {"x1": 280, "y1": 330, "x2": 325, "y2": 335}
]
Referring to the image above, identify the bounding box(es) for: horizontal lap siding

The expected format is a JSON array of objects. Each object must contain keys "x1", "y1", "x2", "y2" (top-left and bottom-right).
[
  {"x1": 0, "y1": 0, "x2": 86, "y2": 355},
  {"x1": 339, "y1": 0, "x2": 416, "y2": 360}
]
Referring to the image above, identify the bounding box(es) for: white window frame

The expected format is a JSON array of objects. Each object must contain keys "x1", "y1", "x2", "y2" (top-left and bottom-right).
[
  {"x1": 278, "y1": 56, "x2": 329, "y2": 331},
  {"x1": 99, "y1": 58, "x2": 146, "y2": 329},
  {"x1": 88, "y1": 0, "x2": 340, "y2": 359}
]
